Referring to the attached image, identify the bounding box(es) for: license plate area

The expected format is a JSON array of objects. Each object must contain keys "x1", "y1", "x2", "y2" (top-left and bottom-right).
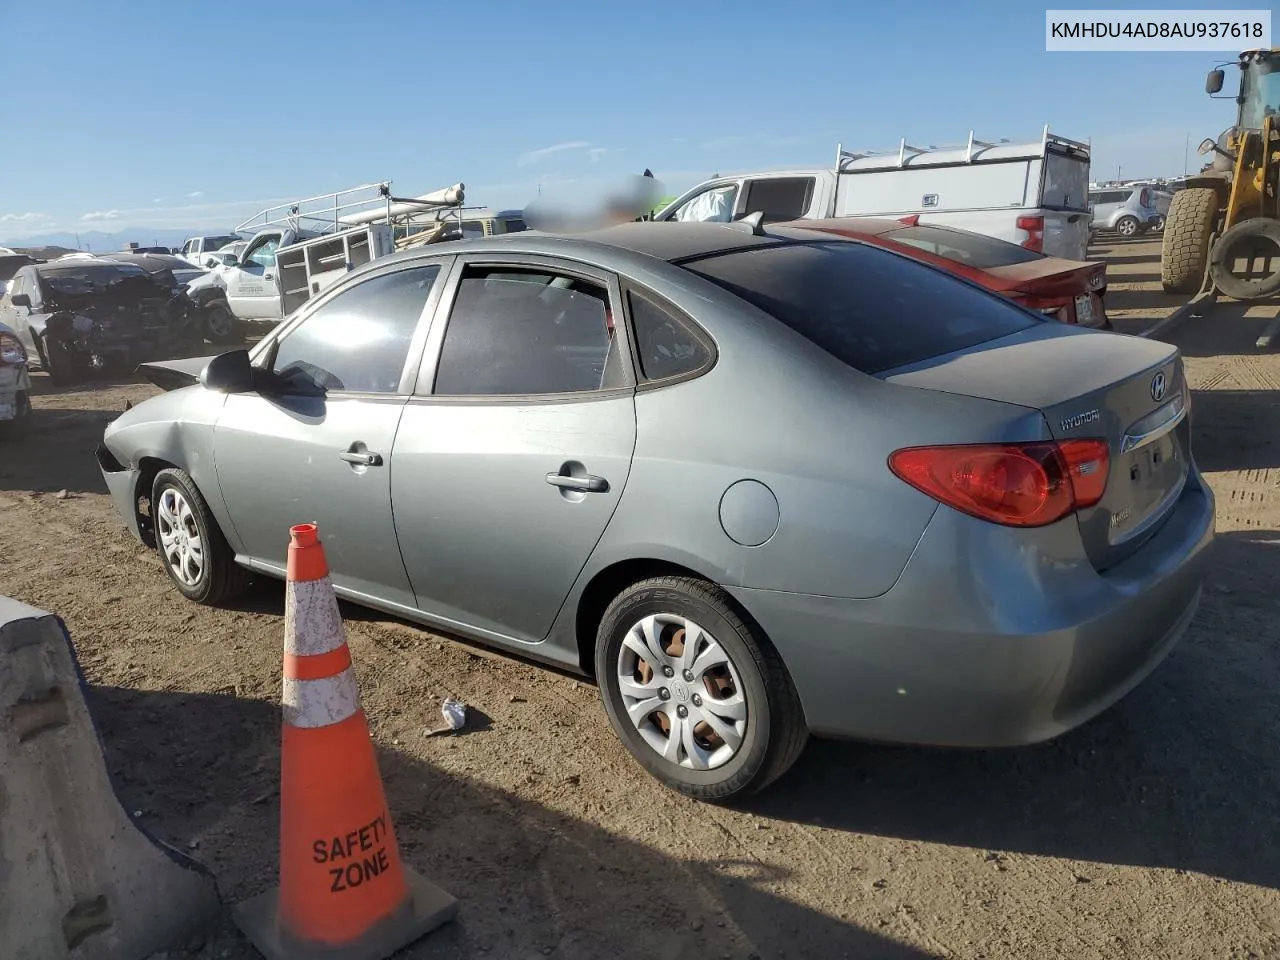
[
  {"x1": 1074, "y1": 294, "x2": 1094, "y2": 324},
  {"x1": 1109, "y1": 433, "x2": 1184, "y2": 544}
]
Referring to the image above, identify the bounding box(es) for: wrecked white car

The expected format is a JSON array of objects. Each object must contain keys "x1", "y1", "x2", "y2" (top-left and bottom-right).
[{"x1": 0, "y1": 318, "x2": 32, "y2": 438}]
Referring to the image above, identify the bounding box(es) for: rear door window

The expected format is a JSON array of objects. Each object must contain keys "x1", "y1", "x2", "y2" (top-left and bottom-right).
[
  {"x1": 680, "y1": 240, "x2": 1039, "y2": 374},
  {"x1": 885, "y1": 224, "x2": 1044, "y2": 268},
  {"x1": 743, "y1": 177, "x2": 816, "y2": 223}
]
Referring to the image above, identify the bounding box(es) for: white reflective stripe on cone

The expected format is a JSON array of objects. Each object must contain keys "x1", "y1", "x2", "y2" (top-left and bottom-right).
[
  {"x1": 282, "y1": 669, "x2": 361, "y2": 729},
  {"x1": 284, "y1": 576, "x2": 346, "y2": 657}
]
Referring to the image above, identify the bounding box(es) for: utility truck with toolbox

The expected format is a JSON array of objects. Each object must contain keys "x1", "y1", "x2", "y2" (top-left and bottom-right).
[
  {"x1": 654, "y1": 127, "x2": 1093, "y2": 261},
  {"x1": 185, "y1": 181, "x2": 470, "y2": 343}
]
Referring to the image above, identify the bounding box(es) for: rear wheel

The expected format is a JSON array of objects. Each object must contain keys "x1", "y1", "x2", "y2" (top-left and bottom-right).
[
  {"x1": 151, "y1": 467, "x2": 250, "y2": 604},
  {"x1": 595, "y1": 576, "x2": 808, "y2": 802},
  {"x1": 1161, "y1": 187, "x2": 1220, "y2": 294},
  {"x1": 1114, "y1": 215, "x2": 1140, "y2": 238}
]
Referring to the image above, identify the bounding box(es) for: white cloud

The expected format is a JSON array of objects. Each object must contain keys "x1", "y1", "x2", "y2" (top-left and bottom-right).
[
  {"x1": 153, "y1": 197, "x2": 165, "y2": 203},
  {"x1": 517, "y1": 141, "x2": 591, "y2": 167},
  {"x1": 0, "y1": 212, "x2": 48, "y2": 222},
  {"x1": 587, "y1": 147, "x2": 612, "y2": 163},
  {"x1": 187, "y1": 190, "x2": 203, "y2": 198},
  {"x1": 80, "y1": 209, "x2": 123, "y2": 221}
]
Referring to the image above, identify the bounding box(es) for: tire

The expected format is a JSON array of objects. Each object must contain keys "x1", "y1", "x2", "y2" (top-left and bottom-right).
[
  {"x1": 1208, "y1": 217, "x2": 1280, "y2": 301},
  {"x1": 203, "y1": 301, "x2": 242, "y2": 345},
  {"x1": 0, "y1": 391, "x2": 31, "y2": 440},
  {"x1": 151, "y1": 467, "x2": 250, "y2": 604},
  {"x1": 1161, "y1": 187, "x2": 1220, "y2": 294},
  {"x1": 1114, "y1": 216, "x2": 1140, "y2": 238},
  {"x1": 41, "y1": 335, "x2": 78, "y2": 385},
  {"x1": 594, "y1": 576, "x2": 808, "y2": 802}
]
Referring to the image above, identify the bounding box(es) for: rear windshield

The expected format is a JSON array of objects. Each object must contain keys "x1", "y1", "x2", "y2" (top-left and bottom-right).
[
  {"x1": 680, "y1": 240, "x2": 1041, "y2": 374},
  {"x1": 885, "y1": 224, "x2": 1044, "y2": 268}
]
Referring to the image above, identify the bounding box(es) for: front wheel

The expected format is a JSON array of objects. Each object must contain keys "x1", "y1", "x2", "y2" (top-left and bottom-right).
[
  {"x1": 203, "y1": 302, "x2": 242, "y2": 345},
  {"x1": 151, "y1": 467, "x2": 250, "y2": 604},
  {"x1": 595, "y1": 576, "x2": 808, "y2": 802},
  {"x1": 40, "y1": 335, "x2": 78, "y2": 385}
]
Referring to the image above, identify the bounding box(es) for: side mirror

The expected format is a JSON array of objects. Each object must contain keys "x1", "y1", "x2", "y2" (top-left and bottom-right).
[
  {"x1": 1206, "y1": 69, "x2": 1225, "y2": 94},
  {"x1": 1197, "y1": 138, "x2": 1217, "y2": 156},
  {"x1": 199, "y1": 348, "x2": 256, "y2": 393},
  {"x1": 10, "y1": 293, "x2": 31, "y2": 308}
]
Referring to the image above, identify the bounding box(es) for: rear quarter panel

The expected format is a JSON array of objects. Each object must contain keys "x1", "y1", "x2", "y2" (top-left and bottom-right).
[{"x1": 580, "y1": 260, "x2": 1052, "y2": 600}]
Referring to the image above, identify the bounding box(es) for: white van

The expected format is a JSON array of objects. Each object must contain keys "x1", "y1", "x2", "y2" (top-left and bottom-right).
[{"x1": 654, "y1": 127, "x2": 1093, "y2": 261}]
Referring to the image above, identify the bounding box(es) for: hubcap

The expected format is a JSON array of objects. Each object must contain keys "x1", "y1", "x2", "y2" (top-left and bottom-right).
[
  {"x1": 1119, "y1": 219, "x2": 1136, "y2": 236},
  {"x1": 616, "y1": 614, "x2": 748, "y2": 771},
  {"x1": 156, "y1": 487, "x2": 205, "y2": 587}
]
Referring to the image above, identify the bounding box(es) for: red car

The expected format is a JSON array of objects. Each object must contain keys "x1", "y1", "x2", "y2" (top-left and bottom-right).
[{"x1": 779, "y1": 217, "x2": 1110, "y2": 329}]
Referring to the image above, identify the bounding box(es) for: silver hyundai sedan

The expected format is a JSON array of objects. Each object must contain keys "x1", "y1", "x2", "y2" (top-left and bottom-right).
[{"x1": 97, "y1": 221, "x2": 1215, "y2": 801}]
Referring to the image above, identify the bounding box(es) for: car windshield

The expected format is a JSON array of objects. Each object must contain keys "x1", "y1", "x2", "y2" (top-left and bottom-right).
[
  {"x1": 883, "y1": 224, "x2": 1045, "y2": 268},
  {"x1": 40, "y1": 264, "x2": 158, "y2": 295},
  {"x1": 680, "y1": 239, "x2": 1041, "y2": 374}
]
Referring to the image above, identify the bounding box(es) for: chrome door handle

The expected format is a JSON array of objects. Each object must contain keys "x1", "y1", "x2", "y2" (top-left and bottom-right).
[
  {"x1": 263, "y1": 273, "x2": 274, "y2": 281},
  {"x1": 339, "y1": 450, "x2": 382, "y2": 466},
  {"x1": 545, "y1": 472, "x2": 608, "y2": 493}
]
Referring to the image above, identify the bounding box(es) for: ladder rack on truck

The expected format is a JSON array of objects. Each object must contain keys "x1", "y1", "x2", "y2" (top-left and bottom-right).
[
  {"x1": 232, "y1": 180, "x2": 469, "y2": 317},
  {"x1": 234, "y1": 181, "x2": 466, "y2": 236},
  {"x1": 834, "y1": 125, "x2": 1090, "y2": 172}
]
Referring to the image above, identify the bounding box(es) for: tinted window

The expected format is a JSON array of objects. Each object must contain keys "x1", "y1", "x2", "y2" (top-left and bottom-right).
[
  {"x1": 503, "y1": 219, "x2": 527, "y2": 233},
  {"x1": 886, "y1": 224, "x2": 1044, "y2": 268},
  {"x1": 681, "y1": 240, "x2": 1039, "y2": 374},
  {"x1": 743, "y1": 177, "x2": 815, "y2": 223},
  {"x1": 434, "y1": 266, "x2": 623, "y2": 396},
  {"x1": 271, "y1": 265, "x2": 439, "y2": 394},
  {"x1": 628, "y1": 292, "x2": 710, "y2": 381}
]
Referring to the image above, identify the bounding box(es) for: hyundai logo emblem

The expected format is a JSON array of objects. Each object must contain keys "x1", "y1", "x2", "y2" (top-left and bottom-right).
[{"x1": 1150, "y1": 372, "x2": 1167, "y2": 403}]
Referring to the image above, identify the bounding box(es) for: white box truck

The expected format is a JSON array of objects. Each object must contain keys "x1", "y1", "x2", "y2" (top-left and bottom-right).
[{"x1": 653, "y1": 126, "x2": 1093, "y2": 261}]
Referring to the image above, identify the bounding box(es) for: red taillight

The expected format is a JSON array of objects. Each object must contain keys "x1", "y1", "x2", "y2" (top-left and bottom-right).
[
  {"x1": 1015, "y1": 215, "x2": 1045, "y2": 253},
  {"x1": 888, "y1": 439, "x2": 1109, "y2": 527},
  {"x1": 898, "y1": 214, "x2": 921, "y2": 226}
]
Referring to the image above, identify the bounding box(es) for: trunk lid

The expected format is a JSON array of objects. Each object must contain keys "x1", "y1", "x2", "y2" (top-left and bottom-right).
[
  {"x1": 983, "y1": 258, "x2": 1106, "y2": 299},
  {"x1": 883, "y1": 324, "x2": 1189, "y2": 570}
]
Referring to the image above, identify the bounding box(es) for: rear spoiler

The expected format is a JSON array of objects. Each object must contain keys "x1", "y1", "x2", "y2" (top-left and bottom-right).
[{"x1": 135, "y1": 354, "x2": 216, "y2": 392}]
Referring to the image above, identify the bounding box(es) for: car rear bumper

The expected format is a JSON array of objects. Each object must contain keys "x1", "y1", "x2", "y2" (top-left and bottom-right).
[
  {"x1": 97, "y1": 443, "x2": 144, "y2": 542},
  {"x1": 729, "y1": 465, "x2": 1215, "y2": 746}
]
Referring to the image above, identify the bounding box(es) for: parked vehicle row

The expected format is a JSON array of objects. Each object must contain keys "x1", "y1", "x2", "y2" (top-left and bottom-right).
[{"x1": 95, "y1": 219, "x2": 1213, "y2": 801}]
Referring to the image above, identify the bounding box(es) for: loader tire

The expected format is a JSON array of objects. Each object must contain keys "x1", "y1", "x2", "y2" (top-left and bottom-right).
[
  {"x1": 1161, "y1": 187, "x2": 1219, "y2": 294},
  {"x1": 1209, "y1": 218, "x2": 1280, "y2": 302}
]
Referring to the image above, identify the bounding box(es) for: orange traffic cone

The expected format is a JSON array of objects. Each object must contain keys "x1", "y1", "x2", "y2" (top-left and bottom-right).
[{"x1": 233, "y1": 522, "x2": 457, "y2": 960}]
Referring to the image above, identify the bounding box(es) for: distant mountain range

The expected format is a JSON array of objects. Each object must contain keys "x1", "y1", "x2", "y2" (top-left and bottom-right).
[{"x1": 0, "y1": 227, "x2": 232, "y2": 253}]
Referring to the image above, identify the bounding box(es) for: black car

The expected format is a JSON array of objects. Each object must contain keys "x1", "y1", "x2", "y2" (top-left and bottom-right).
[{"x1": 0, "y1": 260, "x2": 205, "y2": 383}]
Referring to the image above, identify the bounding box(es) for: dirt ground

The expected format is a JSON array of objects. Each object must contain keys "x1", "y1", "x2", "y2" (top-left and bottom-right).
[{"x1": 2, "y1": 241, "x2": 1280, "y2": 960}]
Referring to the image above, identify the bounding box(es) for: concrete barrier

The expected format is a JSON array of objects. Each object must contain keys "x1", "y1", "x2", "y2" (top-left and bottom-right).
[{"x1": 0, "y1": 597, "x2": 220, "y2": 959}]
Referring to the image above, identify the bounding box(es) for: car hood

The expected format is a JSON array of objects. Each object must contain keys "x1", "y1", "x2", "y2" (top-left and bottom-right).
[{"x1": 137, "y1": 354, "x2": 219, "y2": 391}]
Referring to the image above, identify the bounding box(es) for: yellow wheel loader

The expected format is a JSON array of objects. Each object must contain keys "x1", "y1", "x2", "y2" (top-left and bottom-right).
[{"x1": 1161, "y1": 48, "x2": 1280, "y2": 299}]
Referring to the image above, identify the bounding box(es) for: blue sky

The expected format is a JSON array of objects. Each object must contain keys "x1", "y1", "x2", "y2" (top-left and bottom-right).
[{"x1": 0, "y1": 0, "x2": 1259, "y2": 242}]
